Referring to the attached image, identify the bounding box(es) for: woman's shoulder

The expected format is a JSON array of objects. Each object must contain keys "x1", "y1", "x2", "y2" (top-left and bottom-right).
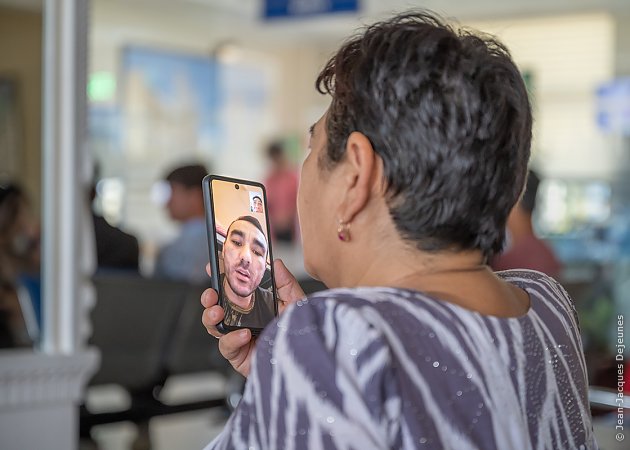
[
  {"x1": 264, "y1": 287, "x2": 403, "y2": 340},
  {"x1": 494, "y1": 268, "x2": 560, "y2": 285},
  {"x1": 286, "y1": 286, "x2": 431, "y2": 321},
  {"x1": 494, "y1": 268, "x2": 580, "y2": 326},
  {"x1": 271, "y1": 287, "x2": 395, "y2": 335},
  {"x1": 267, "y1": 286, "x2": 454, "y2": 350},
  {"x1": 255, "y1": 288, "x2": 401, "y2": 397},
  {"x1": 494, "y1": 269, "x2": 573, "y2": 306},
  {"x1": 303, "y1": 285, "x2": 431, "y2": 305},
  {"x1": 276, "y1": 272, "x2": 579, "y2": 338}
]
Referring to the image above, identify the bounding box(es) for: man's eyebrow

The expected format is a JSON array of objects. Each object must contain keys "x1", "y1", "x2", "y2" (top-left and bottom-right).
[
  {"x1": 230, "y1": 227, "x2": 267, "y2": 252},
  {"x1": 308, "y1": 123, "x2": 315, "y2": 136}
]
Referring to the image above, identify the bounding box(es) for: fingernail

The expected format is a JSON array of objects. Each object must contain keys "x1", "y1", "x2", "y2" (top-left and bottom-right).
[{"x1": 240, "y1": 329, "x2": 249, "y2": 338}]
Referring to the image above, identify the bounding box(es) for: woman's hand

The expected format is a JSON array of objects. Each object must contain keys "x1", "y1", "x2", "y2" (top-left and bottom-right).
[{"x1": 201, "y1": 259, "x2": 305, "y2": 377}]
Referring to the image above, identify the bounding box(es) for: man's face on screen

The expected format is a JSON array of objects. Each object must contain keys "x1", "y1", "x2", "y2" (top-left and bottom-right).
[{"x1": 223, "y1": 220, "x2": 268, "y2": 298}]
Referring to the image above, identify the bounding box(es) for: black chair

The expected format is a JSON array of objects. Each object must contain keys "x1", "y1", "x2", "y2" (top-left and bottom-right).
[
  {"x1": 88, "y1": 274, "x2": 189, "y2": 391},
  {"x1": 164, "y1": 284, "x2": 230, "y2": 375},
  {"x1": 82, "y1": 275, "x2": 227, "y2": 432},
  {"x1": 162, "y1": 285, "x2": 242, "y2": 412}
]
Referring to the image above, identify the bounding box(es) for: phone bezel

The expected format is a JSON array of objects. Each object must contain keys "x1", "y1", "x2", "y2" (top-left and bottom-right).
[{"x1": 202, "y1": 174, "x2": 278, "y2": 336}]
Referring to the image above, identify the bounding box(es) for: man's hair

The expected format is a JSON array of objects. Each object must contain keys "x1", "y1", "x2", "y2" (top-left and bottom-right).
[
  {"x1": 0, "y1": 183, "x2": 25, "y2": 235},
  {"x1": 266, "y1": 141, "x2": 285, "y2": 160},
  {"x1": 227, "y1": 215, "x2": 266, "y2": 239},
  {"x1": 316, "y1": 11, "x2": 532, "y2": 258},
  {"x1": 520, "y1": 169, "x2": 540, "y2": 214},
  {"x1": 252, "y1": 195, "x2": 262, "y2": 202},
  {"x1": 165, "y1": 164, "x2": 208, "y2": 189}
]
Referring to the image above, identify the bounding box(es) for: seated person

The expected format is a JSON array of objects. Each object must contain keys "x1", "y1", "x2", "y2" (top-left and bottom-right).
[
  {"x1": 220, "y1": 216, "x2": 274, "y2": 328},
  {"x1": 492, "y1": 169, "x2": 562, "y2": 278},
  {"x1": 91, "y1": 184, "x2": 140, "y2": 272},
  {"x1": 93, "y1": 213, "x2": 140, "y2": 272},
  {"x1": 264, "y1": 141, "x2": 299, "y2": 243},
  {"x1": 154, "y1": 164, "x2": 209, "y2": 283},
  {"x1": 0, "y1": 182, "x2": 39, "y2": 347}
]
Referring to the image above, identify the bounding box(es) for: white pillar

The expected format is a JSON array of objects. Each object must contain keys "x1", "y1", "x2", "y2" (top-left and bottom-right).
[
  {"x1": 42, "y1": 0, "x2": 93, "y2": 353},
  {"x1": 0, "y1": 1, "x2": 99, "y2": 449}
]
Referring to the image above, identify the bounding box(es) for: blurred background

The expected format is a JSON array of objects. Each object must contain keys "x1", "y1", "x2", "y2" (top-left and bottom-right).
[{"x1": 0, "y1": 0, "x2": 629, "y2": 449}]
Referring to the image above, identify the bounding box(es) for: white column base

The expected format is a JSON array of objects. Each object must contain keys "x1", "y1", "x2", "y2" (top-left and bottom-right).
[{"x1": 0, "y1": 349, "x2": 99, "y2": 450}]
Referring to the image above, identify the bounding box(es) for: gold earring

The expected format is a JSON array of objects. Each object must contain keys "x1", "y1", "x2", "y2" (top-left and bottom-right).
[{"x1": 337, "y1": 219, "x2": 351, "y2": 242}]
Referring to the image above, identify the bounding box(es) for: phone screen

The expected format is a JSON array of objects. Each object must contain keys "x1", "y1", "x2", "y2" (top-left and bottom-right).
[{"x1": 204, "y1": 176, "x2": 277, "y2": 333}]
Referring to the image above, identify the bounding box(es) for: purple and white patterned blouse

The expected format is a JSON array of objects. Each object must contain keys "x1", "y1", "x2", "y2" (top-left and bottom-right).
[{"x1": 206, "y1": 270, "x2": 597, "y2": 450}]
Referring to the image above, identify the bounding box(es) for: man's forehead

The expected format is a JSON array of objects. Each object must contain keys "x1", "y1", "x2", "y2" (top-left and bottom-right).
[{"x1": 229, "y1": 220, "x2": 266, "y2": 244}]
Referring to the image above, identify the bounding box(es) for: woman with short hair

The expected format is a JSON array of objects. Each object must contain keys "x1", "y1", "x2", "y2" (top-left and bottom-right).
[{"x1": 201, "y1": 11, "x2": 596, "y2": 450}]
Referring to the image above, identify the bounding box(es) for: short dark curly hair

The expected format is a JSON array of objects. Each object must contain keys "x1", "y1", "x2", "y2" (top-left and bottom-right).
[
  {"x1": 165, "y1": 164, "x2": 208, "y2": 189},
  {"x1": 316, "y1": 11, "x2": 532, "y2": 259}
]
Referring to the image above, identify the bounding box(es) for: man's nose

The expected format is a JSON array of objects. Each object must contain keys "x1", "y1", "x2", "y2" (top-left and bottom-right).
[{"x1": 239, "y1": 247, "x2": 252, "y2": 265}]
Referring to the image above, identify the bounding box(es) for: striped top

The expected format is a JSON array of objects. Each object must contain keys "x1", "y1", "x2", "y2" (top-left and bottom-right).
[{"x1": 206, "y1": 270, "x2": 597, "y2": 450}]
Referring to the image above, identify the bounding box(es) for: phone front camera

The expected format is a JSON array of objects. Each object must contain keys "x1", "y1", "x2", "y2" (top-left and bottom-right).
[{"x1": 235, "y1": 184, "x2": 240, "y2": 190}]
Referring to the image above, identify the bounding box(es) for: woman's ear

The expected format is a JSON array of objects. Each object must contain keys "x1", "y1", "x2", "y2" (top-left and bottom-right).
[{"x1": 337, "y1": 131, "x2": 382, "y2": 222}]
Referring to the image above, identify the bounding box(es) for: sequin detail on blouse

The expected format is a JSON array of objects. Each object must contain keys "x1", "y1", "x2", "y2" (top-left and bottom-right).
[{"x1": 206, "y1": 270, "x2": 597, "y2": 450}]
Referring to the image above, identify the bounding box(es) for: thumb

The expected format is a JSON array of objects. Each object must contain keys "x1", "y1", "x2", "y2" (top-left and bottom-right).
[
  {"x1": 273, "y1": 259, "x2": 305, "y2": 305},
  {"x1": 274, "y1": 258, "x2": 296, "y2": 286}
]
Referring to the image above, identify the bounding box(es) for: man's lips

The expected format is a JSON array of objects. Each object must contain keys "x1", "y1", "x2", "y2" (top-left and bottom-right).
[{"x1": 235, "y1": 268, "x2": 251, "y2": 280}]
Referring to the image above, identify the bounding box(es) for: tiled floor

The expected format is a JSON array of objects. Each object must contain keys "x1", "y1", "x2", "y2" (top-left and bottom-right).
[
  {"x1": 85, "y1": 373, "x2": 228, "y2": 450},
  {"x1": 90, "y1": 412, "x2": 627, "y2": 450},
  {"x1": 89, "y1": 409, "x2": 226, "y2": 450}
]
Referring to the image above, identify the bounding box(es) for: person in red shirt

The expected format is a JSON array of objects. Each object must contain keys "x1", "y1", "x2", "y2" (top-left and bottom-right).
[
  {"x1": 264, "y1": 142, "x2": 299, "y2": 243},
  {"x1": 492, "y1": 169, "x2": 562, "y2": 278}
]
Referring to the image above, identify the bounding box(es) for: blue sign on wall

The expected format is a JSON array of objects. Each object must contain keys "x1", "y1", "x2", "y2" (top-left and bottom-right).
[
  {"x1": 264, "y1": 0, "x2": 359, "y2": 20},
  {"x1": 596, "y1": 78, "x2": 630, "y2": 136}
]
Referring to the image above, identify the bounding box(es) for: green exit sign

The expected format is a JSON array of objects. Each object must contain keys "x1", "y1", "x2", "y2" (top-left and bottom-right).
[{"x1": 87, "y1": 72, "x2": 116, "y2": 102}]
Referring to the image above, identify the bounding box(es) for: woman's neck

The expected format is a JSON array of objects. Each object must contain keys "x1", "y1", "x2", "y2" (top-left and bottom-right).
[
  {"x1": 347, "y1": 243, "x2": 487, "y2": 288},
  {"x1": 333, "y1": 243, "x2": 529, "y2": 318}
]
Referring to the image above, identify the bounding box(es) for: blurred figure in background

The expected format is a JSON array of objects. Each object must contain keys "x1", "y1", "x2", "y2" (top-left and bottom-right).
[
  {"x1": 492, "y1": 169, "x2": 562, "y2": 278},
  {"x1": 90, "y1": 183, "x2": 140, "y2": 272},
  {"x1": 0, "y1": 182, "x2": 40, "y2": 347},
  {"x1": 154, "y1": 163, "x2": 209, "y2": 283},
  {"x1": 264, "y1": 141, "x2": 298, "y2": 244}
]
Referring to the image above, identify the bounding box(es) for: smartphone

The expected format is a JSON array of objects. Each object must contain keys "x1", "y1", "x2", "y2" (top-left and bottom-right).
[{"x1": 202, "y1": 174, "x2": 278, "y2": 335}]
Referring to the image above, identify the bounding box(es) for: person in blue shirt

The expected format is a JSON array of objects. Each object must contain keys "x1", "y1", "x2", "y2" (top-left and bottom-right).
[{"x1": 154, "y1": 164, "x2": 209, "y2": 284}]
